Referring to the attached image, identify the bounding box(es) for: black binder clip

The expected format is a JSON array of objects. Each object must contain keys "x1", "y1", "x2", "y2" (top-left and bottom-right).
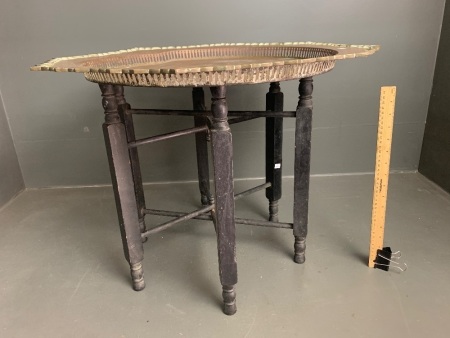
[{"x1": 374, "y1": 247, "x2": 407, "y2": 272}]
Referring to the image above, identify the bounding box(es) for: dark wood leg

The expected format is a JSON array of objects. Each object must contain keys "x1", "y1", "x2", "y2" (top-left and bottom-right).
[
  {"x1": 100, "y1": 84, "x2": 145, "y2": 291},
  {"x1": 192, "y1": 87, "x2": 213, "y2": 206},
  {"x1": 265, "y1": 82, "x2": 284, "y2": 222},
  {"x1": 116, "y1": 87, "x2": 147, "y2": 242},
  {"x1": 210, "y1": 86, "x2": 237, "y2": 315},
  {"x1": 293, "y1": 77, "x2": 313, "y2": 264}
]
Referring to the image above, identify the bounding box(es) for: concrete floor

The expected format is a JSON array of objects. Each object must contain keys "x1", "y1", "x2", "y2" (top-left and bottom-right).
[{"x1": 1, "y1": 173, "x2": 449, "y2": 337}]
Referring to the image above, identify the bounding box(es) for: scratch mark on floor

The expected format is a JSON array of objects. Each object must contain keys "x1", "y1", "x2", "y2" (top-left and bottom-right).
[
  {"x1": 166, "y1": 303, "x2": 186, "y2": 315},
  {"x1": 244, "y1": 306, "x2": 258, "y2": 338},
  {"x1": 67, "y1": 267, "x2": 90, "y2": 307}
]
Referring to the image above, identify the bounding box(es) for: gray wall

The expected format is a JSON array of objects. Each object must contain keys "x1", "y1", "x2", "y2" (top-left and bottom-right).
[
  {"x1": 419, "y1": 1, "x2": 450, "y2": 192},
  {"x1": 0, "y1": 0, "x2": 445, "y2": 188},
  {"x1": 0, "y1": 90, "x2": 24, "y2": 207}
]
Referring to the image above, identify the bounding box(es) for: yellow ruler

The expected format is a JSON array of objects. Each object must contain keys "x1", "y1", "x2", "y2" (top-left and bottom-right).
[{"x1": 368, "y1": 86, "x2": 397, "y2": 268}]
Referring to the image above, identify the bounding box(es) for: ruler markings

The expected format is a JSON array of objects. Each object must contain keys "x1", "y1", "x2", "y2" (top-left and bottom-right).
[{"x1": 368, "y1": 86, "x2": 396, "y2": 268}]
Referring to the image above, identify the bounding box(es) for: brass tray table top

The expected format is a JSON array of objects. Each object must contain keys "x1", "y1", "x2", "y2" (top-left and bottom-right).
[{"x1": 31, "y1": 42, "x2": 379, "y2": 87}]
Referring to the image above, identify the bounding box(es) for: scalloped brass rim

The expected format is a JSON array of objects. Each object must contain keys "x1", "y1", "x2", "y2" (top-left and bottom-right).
[{"x1": 31, "y1": 42, "x2": 379, "y2": 75}]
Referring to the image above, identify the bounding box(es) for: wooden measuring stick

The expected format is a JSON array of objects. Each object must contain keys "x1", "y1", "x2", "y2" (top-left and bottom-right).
[{"x1": 368, "y1": 86, "x2": 397, "y2": 268}]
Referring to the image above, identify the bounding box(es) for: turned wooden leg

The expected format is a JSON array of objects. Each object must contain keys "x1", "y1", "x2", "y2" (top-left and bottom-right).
[
  {"x1": 116, "y1": 87, "x2": 147, "y2": 242},
  {"x1": 193, "y1": 87, "x2": 213, "y2": 206},
  {"x1": 210, "y1": 86, "x2": 237, "y2": 315},
  {"x1": 293, "y1": 77, "x2": 313, "y2": 264},
  {"x1": 100, "y1": 84, "x2": 145, "y2": 291},
  {"x1": 265, "y1": 82, "x2": 284, "y2": 222}
]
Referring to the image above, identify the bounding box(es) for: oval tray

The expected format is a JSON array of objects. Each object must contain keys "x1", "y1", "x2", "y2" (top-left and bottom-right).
[{"x1": 31, "y1": 42, "x2": 379, "y2": 87}]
